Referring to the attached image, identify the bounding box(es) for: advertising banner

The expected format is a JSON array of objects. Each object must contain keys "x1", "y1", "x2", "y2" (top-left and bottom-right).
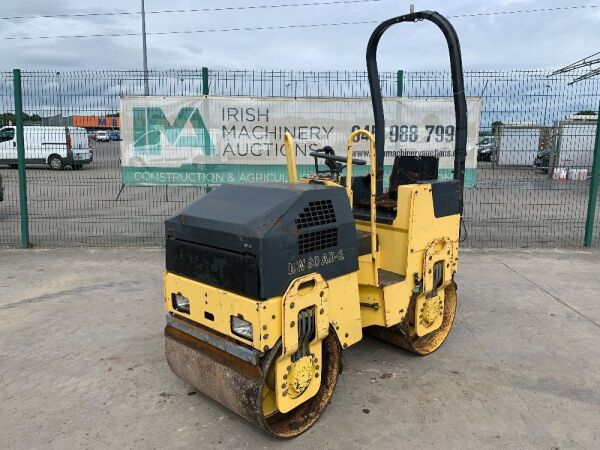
[{"x1": 120, "y1": 96, "x2": 481, "y2": 186}]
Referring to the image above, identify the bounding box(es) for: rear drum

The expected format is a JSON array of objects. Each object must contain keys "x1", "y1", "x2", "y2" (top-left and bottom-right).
[{"x1": 367, "y1": 281, "x2": 457, "y2": 356}]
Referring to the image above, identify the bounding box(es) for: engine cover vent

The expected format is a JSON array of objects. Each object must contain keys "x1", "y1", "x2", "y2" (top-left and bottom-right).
[
  {"x1": 299, "y1": 227, "x2": 338, "y2": 255},
  {"x1": 295, "y1": 199, "x2": 336, "y2": 230}
]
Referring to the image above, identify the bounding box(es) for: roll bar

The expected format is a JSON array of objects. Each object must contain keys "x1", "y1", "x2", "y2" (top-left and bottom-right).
[{"x1": 366, "y1": 10, "x2": 468, "y2": 211}]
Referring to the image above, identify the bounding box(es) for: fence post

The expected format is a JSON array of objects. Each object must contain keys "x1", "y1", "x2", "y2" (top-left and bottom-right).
[
  {"x1": 584, "y1": 103, "x2": 600, "y2": 246},
  {"x1": 202, "y1": 67, "x2": 209, "y2": 95},
  {"x1": 13, "y1": 69, "x2": 30, "y2": 248},
  {"x1": 396, "y1": 70, "x2": 404, "y2": 97}
]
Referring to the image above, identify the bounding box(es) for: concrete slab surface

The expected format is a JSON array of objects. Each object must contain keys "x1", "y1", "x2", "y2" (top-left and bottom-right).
[{"x1": 1, "y1": 248, "x2": 599, "y2": 449}]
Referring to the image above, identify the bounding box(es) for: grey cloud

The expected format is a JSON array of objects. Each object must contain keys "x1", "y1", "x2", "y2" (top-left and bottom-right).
[{"x1": 0, "y1": 0, "x2": 599, "y2": 71}]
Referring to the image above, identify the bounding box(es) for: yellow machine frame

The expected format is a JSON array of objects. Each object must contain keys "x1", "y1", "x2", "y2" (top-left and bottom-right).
[{"x1": 164, "y1": 130, "x2": 459, "y2": 414}]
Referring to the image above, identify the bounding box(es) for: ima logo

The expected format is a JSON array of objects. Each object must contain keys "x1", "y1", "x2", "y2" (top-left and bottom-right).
[{"x1": 132, "y1": 107, "x2": 214, "y2": 156}]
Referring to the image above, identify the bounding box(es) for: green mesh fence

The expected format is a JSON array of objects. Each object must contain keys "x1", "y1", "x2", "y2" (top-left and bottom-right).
[{"x1": 0, "y1": 69, "x2": 598, "y2": 247}]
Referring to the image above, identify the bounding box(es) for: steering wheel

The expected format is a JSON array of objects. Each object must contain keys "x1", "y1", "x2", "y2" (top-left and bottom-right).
[{"x1": 309, "y1": 151, "x2": 367, "y2": 166}]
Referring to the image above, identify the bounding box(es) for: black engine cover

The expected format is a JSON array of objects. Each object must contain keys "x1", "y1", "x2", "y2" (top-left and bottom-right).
[{"x1": 165, "y1": 183, "x2": 358, "y2": 300}]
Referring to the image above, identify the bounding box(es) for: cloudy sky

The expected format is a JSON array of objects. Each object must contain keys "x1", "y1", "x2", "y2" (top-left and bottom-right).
[{"x1": 1, "y1": 0, "x2": 599, "y2": 72}]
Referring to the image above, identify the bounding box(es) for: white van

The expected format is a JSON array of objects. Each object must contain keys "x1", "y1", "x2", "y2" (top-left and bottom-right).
[{"x1": 0, "y1": 126, "x2": 93, "y2": 170}]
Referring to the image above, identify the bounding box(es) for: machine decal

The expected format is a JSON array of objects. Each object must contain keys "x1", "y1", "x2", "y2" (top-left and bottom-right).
[{"x1": 287, "y1": 250, "x2": 345, "y2": 275}]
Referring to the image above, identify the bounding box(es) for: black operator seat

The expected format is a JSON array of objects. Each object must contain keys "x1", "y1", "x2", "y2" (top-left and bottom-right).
[{"x1": 350, "y1": 155, "x2": 443, "y2": 224}]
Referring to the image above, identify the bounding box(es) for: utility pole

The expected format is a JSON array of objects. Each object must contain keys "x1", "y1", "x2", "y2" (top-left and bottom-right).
[{"x1": 141, "y1": 0, "x2": 149, "y2": 96}]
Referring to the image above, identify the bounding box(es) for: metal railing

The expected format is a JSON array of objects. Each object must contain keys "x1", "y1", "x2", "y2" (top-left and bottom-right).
[{"x1": 0, "y1": 68, "x2": 598, "y2": 248}]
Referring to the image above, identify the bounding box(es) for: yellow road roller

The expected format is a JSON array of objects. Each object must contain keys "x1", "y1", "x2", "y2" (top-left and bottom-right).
[{"x1": 163, "y1": 10, "x2": 467, "y2": 438}]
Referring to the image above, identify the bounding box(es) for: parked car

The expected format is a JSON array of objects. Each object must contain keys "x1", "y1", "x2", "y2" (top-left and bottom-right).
[
  {"x1": 0, "y1": 173, "x2": 4, "y2": 202},
  {"x1": 533, "y1": 149, "x2": 550, "y2": 173},
  {"x1": 95, "y1": 130, "x2": 110, "y2": 142},
  {"x1": 0, "y1": 126, "x2": 93, "y2": 170},
  {"x1": 477, "y1": 137, "x2": 495, "y2": 162},
  {"x1": 108, "y1": 130, "x2": 121, "y2": 141}
]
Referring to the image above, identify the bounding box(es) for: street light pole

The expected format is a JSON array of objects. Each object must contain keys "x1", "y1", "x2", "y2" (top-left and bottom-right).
[
  {"x1": 541, "y1": 83, "x2": 553, "y2": 178},
  {"x1": 141, "y1": 0, "x2": 149, "y2": 96},
  {"x1": 542, "y1": 83, "x2": 551, "y2": 126},
  {"x1": 57, "y1": 71, "x2": 63, "y2": 125}
]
